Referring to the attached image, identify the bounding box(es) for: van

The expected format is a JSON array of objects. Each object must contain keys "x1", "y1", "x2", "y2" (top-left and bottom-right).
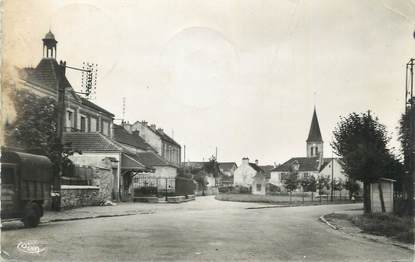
[{"x1": 1, "y1": 150, "x2": 53, "y2": 227}]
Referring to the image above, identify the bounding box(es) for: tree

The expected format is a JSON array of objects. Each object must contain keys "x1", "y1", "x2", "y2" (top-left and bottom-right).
[
  {"x1": 300, "y1": 175, "x2": 316, "y2": 202},
  {"x1": 193, "y1": 171, "x2": 209, "y2": 196},
  {"x1": 398, "y1": 107, "x2": 414, "y2": 216},
  {"x1": 283, "y1": 172, "x2": 299, "y2": 203},
  {"x1": 203, "y1": 155, "x2": 221, "y2": 186},
  {"x1": 331, "y1": 111, "x2": 392, "y2": 213},
  {"x1": 4, "y1": 89, "x2": 74, "y2": 192},
  {"x1": 316, "y1": 175, "x2": 330, "y2": 200},
  {"x1": 344, "y1": 179, "x2": 360, "y2": 200},
  {"x1": 333, "y1": 178, "x2": 345, "y2": 199}
]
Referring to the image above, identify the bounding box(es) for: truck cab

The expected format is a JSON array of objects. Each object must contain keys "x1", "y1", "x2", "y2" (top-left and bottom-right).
[{"x1": 1, "y1": 150, "x2": 53, "y2": 227}]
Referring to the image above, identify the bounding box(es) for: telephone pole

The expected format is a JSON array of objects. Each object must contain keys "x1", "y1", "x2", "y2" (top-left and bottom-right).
[{"x1": 405, "y1": 57, "x2": 414, "y2": 216}]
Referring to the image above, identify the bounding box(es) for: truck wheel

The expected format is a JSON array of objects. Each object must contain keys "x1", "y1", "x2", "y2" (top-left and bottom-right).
[{"x1": 22, "y1": 203, "x2": 40, "y2": 228}]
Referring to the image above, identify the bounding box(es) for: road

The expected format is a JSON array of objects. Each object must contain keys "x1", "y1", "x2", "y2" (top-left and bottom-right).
[{"x1": 1, "y1": 197, "x2": 413, "y2": 261}]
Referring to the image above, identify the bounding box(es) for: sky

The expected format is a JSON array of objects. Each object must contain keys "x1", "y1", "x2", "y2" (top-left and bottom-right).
[{"x1": 3, "y1": 0, "x2": 415, "y2": 165}]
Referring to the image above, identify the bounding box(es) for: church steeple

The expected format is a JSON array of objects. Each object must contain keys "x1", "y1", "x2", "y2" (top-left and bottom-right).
[
  {"x1": 306, "y1": 107, "x2": 323, "y2": 158},
  {"x1": 42, "y1": 30, "x2": 57, "y2": 58}
]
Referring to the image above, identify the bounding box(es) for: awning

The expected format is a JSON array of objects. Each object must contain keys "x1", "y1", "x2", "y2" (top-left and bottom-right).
[{"x1": 121, "y1": 153, "x2": 146, "y2": 171}]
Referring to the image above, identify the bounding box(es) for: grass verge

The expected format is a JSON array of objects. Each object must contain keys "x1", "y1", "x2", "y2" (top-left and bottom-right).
[{"x1": 325, "y1": 212, "x2": 414, "y2": 244}]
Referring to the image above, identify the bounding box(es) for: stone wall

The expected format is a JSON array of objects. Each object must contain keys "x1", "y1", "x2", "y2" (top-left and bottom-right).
[
  {"x1": 60, "y1": 185, "x2": 100, "y2": 209},
  {"x1": 69, "y1": 154, "x2": 118, "y2": 201}
]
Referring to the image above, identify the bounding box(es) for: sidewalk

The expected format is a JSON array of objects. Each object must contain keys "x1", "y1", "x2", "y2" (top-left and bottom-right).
[{"x1": 42, "y1": 202, "x2": 158, "y2": 223}]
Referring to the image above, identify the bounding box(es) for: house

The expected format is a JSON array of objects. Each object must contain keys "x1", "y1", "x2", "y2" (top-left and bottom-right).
[
  {"x1": 270, "y1": 157, "x2": 324, "y2": 189},
  {"x1": 113, "y1": 124, "x2": 179, "y2": 197},
  {"x1": 131, "y1": 151, "x2": 179, "y2": 197},
  {"x1": 63, "y1": 132, "x2": 152, "y2": 202},
  {"x1": 124, "y1": 121, "x2": 181, "y2": 166},
  {"x1": 17, "y1": 31, "x2": 114, "y2": 136},
  {"x1": 219, "y1": 162, "x2": 238, "y2": 177},
  {"x1": 233, "y1": 158, "x2": 266, "y2": 194},
  {"x1": 113, "y1": 124, "x2": 154, "y2": 154},
  {"x1": 14, "y1": 31, "x2": 147, "y2": 202},
  {"x1": 218, "y1": 162, "x2": 237, "y2": 186},
  {"x1": 270, "y1": 108, "x2": 350, "y2": 193}
]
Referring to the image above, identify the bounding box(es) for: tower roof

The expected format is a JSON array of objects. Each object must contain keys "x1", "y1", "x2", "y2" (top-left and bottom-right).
[
  {"x1": 306, "y1": 108, "x2": 323, "y2": 142},
  {"x1": 44, "y1": 30, "x2": 55, "y2": 40}
]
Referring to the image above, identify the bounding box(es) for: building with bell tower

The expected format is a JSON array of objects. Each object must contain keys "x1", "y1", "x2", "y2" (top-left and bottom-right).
[{"x1": 306, "y1": 108, "x2": 323, "y2": 158}]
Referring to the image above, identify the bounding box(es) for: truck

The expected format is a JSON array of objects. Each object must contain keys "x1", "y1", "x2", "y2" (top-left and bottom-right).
[{"x1": 1, "y1": 150, "x2": 53, "y2": 227}]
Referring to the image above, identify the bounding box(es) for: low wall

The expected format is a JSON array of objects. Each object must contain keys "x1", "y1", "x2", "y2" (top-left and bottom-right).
[{"x1": 60, "y1": 185, "x2": 101, "y2": 209}]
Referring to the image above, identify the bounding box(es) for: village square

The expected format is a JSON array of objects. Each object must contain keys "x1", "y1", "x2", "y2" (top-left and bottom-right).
[{"x1": 1, "y1": 1, "x2": 414, "y2": 261}]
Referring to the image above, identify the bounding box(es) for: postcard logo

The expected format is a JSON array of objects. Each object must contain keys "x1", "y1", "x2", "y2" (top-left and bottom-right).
[{"x1": 17, "y1": 240, "x2": 46, "y2": 254}]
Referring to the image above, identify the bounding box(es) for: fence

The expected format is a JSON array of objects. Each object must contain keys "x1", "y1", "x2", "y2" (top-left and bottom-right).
[
  {"x1": 216, "y1": 192, "x2": 361, "y2": 205},
  {"x1": 132, "y1": 176, "x2": 195, "y2": 197}
]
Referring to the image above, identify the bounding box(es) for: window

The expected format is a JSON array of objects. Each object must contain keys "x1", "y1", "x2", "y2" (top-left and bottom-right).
[
  {"x1": 80, "y1": 115, "x2": 87, "y2": 132},
  {"x1": 315, "y1": 147, "x2": 318, "y2": 155},
  {"x1": 90, "y1": 117, "x2": 97, "y2": 132},
  {"x1": 303, "y1": 172, "x2": 309, "y2": 178},
  {"x1": 280, "y1": 172, "x2": 288, "y2": 180},
  {"x1": 102, "y1": 121, "x2": 109, "y2": 136},
  {"x1": 66, "y1": 110, "x2": 75, "y2": 131},
  {"x1": 256, "y1": 184, "x2": 262, "y2": 191}
]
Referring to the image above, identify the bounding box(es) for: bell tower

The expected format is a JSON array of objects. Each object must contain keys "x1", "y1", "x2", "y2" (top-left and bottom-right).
[
  {"x1": 306, "y1": 107, "x2": 323, "y2": 158},
  {"x1": 42, "y1": 30, "x2": 57, "y2": 58}
]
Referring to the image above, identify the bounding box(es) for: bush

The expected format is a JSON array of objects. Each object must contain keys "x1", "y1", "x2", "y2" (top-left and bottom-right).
[
  {"x1": 219, "y1": 186, "x2": 233, "y2": 193},
  {"x1": 267, "y1": 184, "x2": 281, "y2": 193}
]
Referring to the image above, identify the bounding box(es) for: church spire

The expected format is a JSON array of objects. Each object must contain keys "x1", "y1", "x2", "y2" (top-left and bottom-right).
[
  {"x1": 306, "y1": 107, "x2": 324, "y2": 158},
  {"x1": 307, "y1": 107, "x2": 323, "y2": 142}
]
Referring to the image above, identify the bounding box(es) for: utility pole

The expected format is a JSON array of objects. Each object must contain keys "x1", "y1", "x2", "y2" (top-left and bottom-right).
[
  {"x1": 52, "y1": 62, "x2": 66, "y2": 211},
  {"x1": 52, "y1": 61, "x2": 96, "y2": 211},
  {"x1": 183, "y1": 145, "x2": 186, "y2": 165},
  {"x1": 331, "y1": 152, "x2": 334, "y2": 202},
  {"x1": 405, "y1": 57, "x2": 414, "y2": 216}
]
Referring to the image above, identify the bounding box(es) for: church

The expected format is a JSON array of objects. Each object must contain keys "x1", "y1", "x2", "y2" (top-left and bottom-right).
[{"x1": 269, "y1": 108, "x2": 349, "y2": 193}]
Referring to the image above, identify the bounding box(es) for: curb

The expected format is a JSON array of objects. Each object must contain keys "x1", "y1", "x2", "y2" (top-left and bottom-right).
[
  {"x1": 42, "y1": 211, "x2": 154, "y2": 224},
  {"x1": 319, "y1": 215, "x2": 339, "y2": 230},
  {"x1": 319, "y1": 214, "x2": 414, "y2": 251},
  {"x1": 246, "y1": 205, "x2": 288, "y2": 210}
]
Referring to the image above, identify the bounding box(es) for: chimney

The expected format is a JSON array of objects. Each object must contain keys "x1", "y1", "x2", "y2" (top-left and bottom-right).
[
  {"x1": 242, "y1": 157, "x2": 249, "y2": 166},
  {"x1": 157, "y1": 128, "x2": 164, "y2": 134},
  {"x1": 255, "y1": 159, "x2": 259, "y2": 166},
  {"x1": 59, "y1": 60, "x2": 66, "y2": 75},
  {"x1": 150, "y1": 124, "x2": 156, "y2": 130},
  {"x1": 132, "y1": 130, "x2": 140, "y2": 137},
  {"x1": 123, "y1": 123, "x2": 132, "y2": 133},
  {"x1": 142, "y1": 120, "x2": 147, "y2": 126}
]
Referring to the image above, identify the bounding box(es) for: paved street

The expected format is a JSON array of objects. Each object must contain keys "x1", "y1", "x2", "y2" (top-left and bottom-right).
[{"x1": 1, "y1": 197, "x2": 413, "y2": 261}]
